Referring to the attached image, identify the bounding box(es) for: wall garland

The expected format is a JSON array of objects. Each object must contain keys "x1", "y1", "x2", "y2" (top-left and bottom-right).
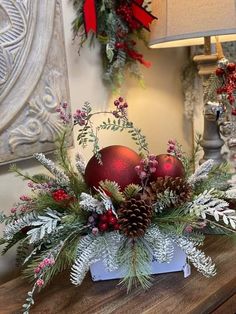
[{"x1": 72, "y1": 0, "x2": 157, "y2": 89}]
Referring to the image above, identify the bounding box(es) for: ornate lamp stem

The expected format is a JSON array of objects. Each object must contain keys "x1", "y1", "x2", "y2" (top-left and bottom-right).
[{"x1": 193, "y1": 36, "x2": 224, "y2": 164}]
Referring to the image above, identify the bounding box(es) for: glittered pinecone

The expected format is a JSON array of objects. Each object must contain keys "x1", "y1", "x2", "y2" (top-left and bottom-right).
[
  {"x1": 118, "y1": 196, "x2": 153, "y2": 238},
  {"x1": 145, "y1": 176, "x2": 192, "y2": 208}
]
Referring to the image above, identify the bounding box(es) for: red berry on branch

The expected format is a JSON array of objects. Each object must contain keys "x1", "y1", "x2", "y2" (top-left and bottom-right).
[
  {"x1": 114, "y1": 224, "x2": 120, "y2": 230},
  {"x1": 108, "y1": 216, "x2": 118, "y2": 226},
  {"x1": 106, "y1": 209, "x2": 113, "y2": 216},
  {"x1": 215, "y1": 68, "x2": 225, "y2": 76},
  {"x1": 232, "y1": 108, "x2": 236, "y2": 115},
  {"x1": 98, "y1": 222, "x2": 108, "y2": 232},
  {"x1": 227, "y1": 63, "x2": 236, "y2": 72},
  {"x1": 99, "y1": 214, "x2": 108, "y2": 223}
]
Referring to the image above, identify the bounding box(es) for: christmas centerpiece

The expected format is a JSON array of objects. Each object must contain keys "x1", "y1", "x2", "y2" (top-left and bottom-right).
[
  {"x1": 1, "y1": 98, "x2": 236, "y2": 313},
  {"x1": 72, "y1": 1, "x2": 157, "y2": 88}
]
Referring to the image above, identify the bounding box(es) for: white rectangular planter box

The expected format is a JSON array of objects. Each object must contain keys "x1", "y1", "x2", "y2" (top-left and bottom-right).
[{"x1": 90, "y1": 245, "x2": 187, "y2": 281}]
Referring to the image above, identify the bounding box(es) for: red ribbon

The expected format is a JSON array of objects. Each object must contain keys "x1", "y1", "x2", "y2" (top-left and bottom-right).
[
  {"x1": 132, "y1": 0, "x2": 157, "y2": 31},
  {"x1": 83, "y1": 0, "x2": 157, "y2": 36},
  {"x1": 83, "y1": 0, "x2": 97, "y2": 35}
]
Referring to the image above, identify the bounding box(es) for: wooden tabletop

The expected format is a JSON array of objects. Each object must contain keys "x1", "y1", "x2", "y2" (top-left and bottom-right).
[{"x1": 0, "y1": 236, "x2": 235, "y2": 314}]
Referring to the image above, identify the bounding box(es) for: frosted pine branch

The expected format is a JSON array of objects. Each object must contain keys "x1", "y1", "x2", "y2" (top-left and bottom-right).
[
  {"x1": 79, "y1": 193, "x2": 104, "y2": 214},
  {"x1": 99, "y1": 232, "x2": 124, "y2": 271},
  {"x1": 26, "y1": 209, "x2": 61, "y2": 244},
  {"x1": 188, "y1": 159, "x2": 214, "y2": 185},
  {"x1": 173, "y1": 235, "x2": 216, "y2": 277},
  {"x1": 144, "y1": 226, "x2": 174, "y2": 263},
  {"x1": 34, "y1": 153, "x2": 69, "y2": 186},
  {"x1": 154, "y1": 190, "x2": 179, "y2": 213},
  {"x1": 70, "y1": 235, "x2": 100, "y2": 286},
  {"x1": 3, "y1": 211, "x2": 38, "y2": 240},
  {"x1": 75, "y1": 153, "x2": 86, "y2": 175},
  {"x1": 188, "y1": 189, "x2": 236, "y2": 229}
]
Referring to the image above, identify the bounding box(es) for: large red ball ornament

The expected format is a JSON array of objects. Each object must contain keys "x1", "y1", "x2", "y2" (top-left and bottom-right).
[
  {"x1": 151, "y1": 154, "x2": 185, "y2": 180},
  {"x1": 84, "y1": 145, "x2": 141, "y2": 191}
]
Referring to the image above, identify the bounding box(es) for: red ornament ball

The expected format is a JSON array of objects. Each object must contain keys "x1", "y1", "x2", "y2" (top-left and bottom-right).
[
  {"x1": 151, "y1": 154, "x2": 185, "y2": 180},
  {"x1": 84, "y1": 145, "x2": 141, "y2": 191}
]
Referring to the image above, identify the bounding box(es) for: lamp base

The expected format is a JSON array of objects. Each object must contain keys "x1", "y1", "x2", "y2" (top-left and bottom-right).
[{"x1": 194, "y1": 53, "x2": 224, "y2": 164}]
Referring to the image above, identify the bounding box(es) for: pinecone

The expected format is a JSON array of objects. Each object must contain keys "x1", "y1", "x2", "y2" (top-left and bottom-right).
[
  {"x1": 144, "y1": 176, "x2": 192, "y2": 209},
  {"x1": 118, "y1": 195, "x2": 153, "y2": 238}
]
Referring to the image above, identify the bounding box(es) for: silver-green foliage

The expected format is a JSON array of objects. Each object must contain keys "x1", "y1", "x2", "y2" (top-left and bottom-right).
[
  {"x1": 144, "y1": 225, "x2": 174, "y2": 263},
  {"x1": 188, "y1": 189, "x2": 236, "y2": 229},
  {"x1": 3, "y1": 211, "x2": 38, "y2": 240},
  {"x1": 70, "y1": 232, "x2": 123, "y2": 286},
  {"x1": 173, "y1": 235, "x2": 216, "y2": 277},
  {"x1": 70, "y1": 234, "x2": 101, "y2": 286},
  {"x1": 26, "y1": 209, "x2": 61, "y2": 244}
]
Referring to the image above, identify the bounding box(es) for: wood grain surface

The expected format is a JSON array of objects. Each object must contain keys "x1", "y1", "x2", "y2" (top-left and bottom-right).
[{"x1": 0, "y1": 236, "x2": 235, "y2": 314}]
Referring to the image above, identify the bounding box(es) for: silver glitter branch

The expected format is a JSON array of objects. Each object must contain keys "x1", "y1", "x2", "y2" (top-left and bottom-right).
[
  {"x1": 144, "y1": 225, "x2": 174, "y2": 263},
  {"x1": 98, "y1": 232, "x2": 124, "y2": 272},
  {"x1": 70, "y1": 235, "x2": 102, "y2": 286},
  {"x1": 79, "y1": 193, "x2": 104, "y2": 214},
  {"x1": 3, "y1": 211, "x2": 38, "y2": 240},
  {"x1": 34, "y1": 153, "x2": 70, "y2": 186},
  {"x1": 188, "y1": 189, "x2": 236, "y2": 229},
  {"x1": 188, "y1": 159, "x2": 215, "y2": 185},
  {"x1": 173, "y1": 236, "x2": 216, "y2": 277},
  {"x1": 75, "y1": 152, "x2": 86, "y2": 175}
]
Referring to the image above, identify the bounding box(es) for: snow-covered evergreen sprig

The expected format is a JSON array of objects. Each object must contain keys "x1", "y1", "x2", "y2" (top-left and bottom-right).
[
  {"x1": 75, "y1": 152, "x2": 86, "y2": 175},
  {"x1": 70, "y1": 234, "x2": 101, "y2": 286},
  {"x1": 98, "y1": 232, "x2": 124, "y2": 272},
  {"x1": 3, "y1": 211, "x2": 38, "y2": 240},
  {"x1": 34, "y1": 153, "x2": 70, "y2": 187},
  {"x1": 144, "y1": 226, "x2": 174, "y2": 263},
  {"x1": 188, "y1": 159, "x2": 215, "y2": 185},
  {"x1": 188, "y1": 189, "x2": 236, "y2": 229},
  {"x1": 172, "y1": 235, "x2": 216, "y2": 277},
  {"x1": 79, "y1": 193, "x2": 104, "y2": 214},
  {"x1": 26, "y1": 209, "x2": 62, "y2": 244},
  {"x1": 154, "y1": 190, "x2": 179, "y2": 213}
]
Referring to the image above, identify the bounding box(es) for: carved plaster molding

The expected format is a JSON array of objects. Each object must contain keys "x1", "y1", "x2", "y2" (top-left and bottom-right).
[
  {"x1": 9, "y1": 71, "x2": 66, "y2": 152},
  {"x1": 0, "y1": 0, "x2": 71, "y2": 165}
]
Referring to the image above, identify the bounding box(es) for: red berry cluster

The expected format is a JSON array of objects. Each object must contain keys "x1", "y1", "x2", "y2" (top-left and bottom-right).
[
  {"x1": 215, "y1": 62, "x2": 236, "y2": 111},
  {"x1": 116, "y1": 4, "x2": 140, "y2": 31},
  {"x1": 52, "y1": 189, "x2": 71, "y2": 202},
  {"x1": 98, "y1": 209, "x2": 120, "y2": 232}
]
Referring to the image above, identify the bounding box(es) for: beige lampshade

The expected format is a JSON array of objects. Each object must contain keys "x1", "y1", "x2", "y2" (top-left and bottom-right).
[{"x1": 149, "y1": 0, "x2": 236, "y2": 48}]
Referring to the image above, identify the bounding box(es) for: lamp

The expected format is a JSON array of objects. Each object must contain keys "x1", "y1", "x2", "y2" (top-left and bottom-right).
[{"x1": 149, "y1": 0, "x2": 236, "y2": 163}]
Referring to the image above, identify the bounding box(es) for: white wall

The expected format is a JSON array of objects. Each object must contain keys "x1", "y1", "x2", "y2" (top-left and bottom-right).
[{"x1": 0, "y1": 1, "x2": 192, "y2": 282}]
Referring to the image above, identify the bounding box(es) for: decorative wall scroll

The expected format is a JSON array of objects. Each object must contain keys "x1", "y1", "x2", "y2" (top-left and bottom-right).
[{"x1": 0, "y1": 0, "x2": 71, "y2": 165}]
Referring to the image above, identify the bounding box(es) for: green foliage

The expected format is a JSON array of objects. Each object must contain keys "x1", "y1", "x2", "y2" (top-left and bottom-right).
[
  {"x1": 99, "y1": 180, "x2": 125, "y2": 204},
  {"x1": 154, "y1": 190, "x2": 179, "y2": 213},
  {"x1": 183, "y1": 133, "x2": 202, "y2": 177},
  {"x1": 55, "y1": 130, "x2": 87, "y2": 195},
  {"x1": 31, "y1": 174, "x2": 54, "y2": 183},
  {"x1": 193, "y1": 162, "x2": 231, "y2": 195},
  {"x1": 153, "y1": 207, "x2": 197, "y2": 235},
  {"x1": 34, "y1": 193, "x2": 66, "y2": 212},
  {"x1": 71, "y1": 0, "x2": 153, "y2": 89},
  {"x1": 23, "y1": 231, "x2": 80, "y2": 285},
  {"x1": 16, "y1": 239, "x2": 30, "y2": 267},
  {"x1": 1, "y1": 232, "x2": 25, "y2": 255},
  {"x1": 118, "y1": 238, "x2": 152, "y2": 291},
  {"x1": 99, "y1": 118, "x2": 149, "y2": 153},
  {"x1": 123, "y1": 184, "x2": 142, "y2": 199},
  {"x1": 9, "y1": 164, "x2": 40, "y2": 183}
]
